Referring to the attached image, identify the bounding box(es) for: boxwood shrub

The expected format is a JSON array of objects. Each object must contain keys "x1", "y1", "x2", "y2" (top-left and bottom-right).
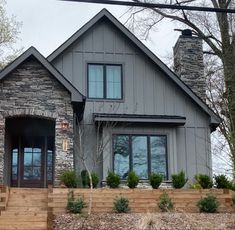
[
  {"x1": 214, "y1": 174, "x2": 231, "y2": 189},
  {"x1": 195, "y1": 174, "x2": 213, "y2": 189},
  {"x1": 60, "y1": 170, "x2": 79, "y2": 188},
  {"x1": 149, "y1": 172, "x2": 163, "y2": 189},
  {"x1": 113, "y1": 197, "x2": 130, "y2": 213},
  {"x1": 106, "y1": 171, "x2": 121, "y2": 188},
  {"x1": 171, "y1": 170, "x2": 187, "y2": 189},
  {"x1": 127, "y1": 171, "x2": 139, "y2": 188},
  {"x1": 197, "y1": 194, "x2": 219, "y2": 213}
]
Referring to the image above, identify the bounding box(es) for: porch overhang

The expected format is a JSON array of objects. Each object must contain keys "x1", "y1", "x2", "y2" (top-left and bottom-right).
[{"x1": 93, "y1": 113, "x2": 186, "y2": 125}]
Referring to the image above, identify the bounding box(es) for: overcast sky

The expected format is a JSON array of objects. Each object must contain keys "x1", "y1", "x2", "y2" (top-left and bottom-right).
[{"x1": 6, "y1": 0, "x2": 178, "y2": 62}]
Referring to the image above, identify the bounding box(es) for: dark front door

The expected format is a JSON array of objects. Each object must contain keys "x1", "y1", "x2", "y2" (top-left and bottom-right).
[
  {"x1": 11, "y1": 136, "x2": 54, "y2": 188},
  {"x1": 21, "y1": 137, "x2": 43, "y2": 187}
]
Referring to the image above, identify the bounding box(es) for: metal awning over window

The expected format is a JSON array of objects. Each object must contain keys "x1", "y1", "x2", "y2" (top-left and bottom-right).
[{"x1": 93, "y1": 113, "x2": 186, "y2": 125}]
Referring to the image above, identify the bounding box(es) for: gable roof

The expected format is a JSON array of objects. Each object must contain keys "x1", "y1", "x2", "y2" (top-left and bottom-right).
[
  {"x1": 0, "y1": 46, "x2": 85, "y2": 103},
  {"x1": 47, "y1": 8, "x2": 220, "y2": 126}
]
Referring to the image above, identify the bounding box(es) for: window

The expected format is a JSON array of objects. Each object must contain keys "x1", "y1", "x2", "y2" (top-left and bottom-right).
[
  {"x1": 88, "y1": 64, "x2": 122, "y2": 99},
  {"x1": 113, "y1": 135, "x2": 167, "y2": 180}
]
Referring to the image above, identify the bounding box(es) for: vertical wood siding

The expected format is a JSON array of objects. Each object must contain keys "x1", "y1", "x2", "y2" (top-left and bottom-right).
[{"x1": 52, "y1": 19, "x2": 211, "y2": 179}]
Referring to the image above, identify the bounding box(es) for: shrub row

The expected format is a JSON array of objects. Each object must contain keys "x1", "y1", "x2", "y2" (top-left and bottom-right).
[
  {"x1": 67, "y1": 191, "x2": 233, "y2": 214},
  {"x1": 60, "y1": 170, "x2": 100, "y2": 188},
  {"x1": 60, "y1": 169, "x2": 233, "y2": 190}
]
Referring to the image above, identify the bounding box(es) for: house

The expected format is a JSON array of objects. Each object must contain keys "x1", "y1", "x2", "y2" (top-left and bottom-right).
[{"x1": 0, "y1": 9, "x2": 220, "y2": 188}]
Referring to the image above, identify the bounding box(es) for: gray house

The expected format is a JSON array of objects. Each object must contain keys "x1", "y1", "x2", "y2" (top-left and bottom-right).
[{"x1": 0, "y1": 9, "x2": 220, "y2": 188}]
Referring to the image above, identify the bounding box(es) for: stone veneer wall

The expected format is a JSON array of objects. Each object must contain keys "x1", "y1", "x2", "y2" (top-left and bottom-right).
[
  {"x1": 0, "y1": 58, "x2": 74, "y2": 185},
  {"x1": 173, "y1": 35, "x2": 205, "y2": 100}
]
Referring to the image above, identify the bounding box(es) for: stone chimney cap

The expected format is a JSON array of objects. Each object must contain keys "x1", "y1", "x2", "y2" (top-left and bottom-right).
[{"x1": 182, "y1": 29, "x2": 192, "y2": 36}]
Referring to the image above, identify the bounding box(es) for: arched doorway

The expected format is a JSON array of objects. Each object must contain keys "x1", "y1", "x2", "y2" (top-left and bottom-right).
[{"x1": 5, "y1": 117, "x2": 55, "y2": 188}]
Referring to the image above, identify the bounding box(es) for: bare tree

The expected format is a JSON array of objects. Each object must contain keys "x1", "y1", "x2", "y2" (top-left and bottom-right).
[
  {"x1": 75, "y1": 117, "x2": 119, "y2": 215},
  {"x1": 0, "y1": 0, "x2": 22, "y2": 68},
  {"x1": 125, "y1": 0, "x2": 235, "y2": 177}
]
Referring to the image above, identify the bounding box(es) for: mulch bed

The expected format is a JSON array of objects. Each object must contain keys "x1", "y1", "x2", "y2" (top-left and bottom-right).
[{"x1": 53, "y1": 213, "x2": 235, "y2": 230}]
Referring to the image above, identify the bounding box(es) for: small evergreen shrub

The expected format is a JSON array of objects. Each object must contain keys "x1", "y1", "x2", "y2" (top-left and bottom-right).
[
  {"x1": 149, "y1": 172, "x2": 163, "y2": 189},
  {"x1": 106, "y1": 171, "x2": 121, "y2": 188},
  {"x1": 81, "y1": 170, "x2": 99, "y2": 188},
  {"x1": 214, "y1": 174, "x2": 231, "y2": 189},
  {"x1": 127, "y1": 171, "x2": 139, "y2": 188},
  {"x1": 81, "y1": 170, "x2": 89, "y2": 188},
  {"x1": 232, "y1": 195, "x2": 235, "y2": 206},
  {"x1": 231, "y1": 183, "x2": 235, "y2": 191},
  {"x1": 60, "y1": 170, "x2": 78, "y2": 188},
  {"x1": 158, "y1": 192, "x2": 174, "y2": 212},
  {"x1": 171, "y1": 170, "x2": 187, "y2": 189},
  {"x1": 195, "y1": 174, "x2": 213, "y2": 189},
  {"x1": 67, "y1": 191, "x2": 87, "y2": 214},
  {"x1": 197, "y1": 194, "x2": 219, "y2": 213},
  {"x1": 113, "y1": 197, "x2": 130, "y2": 213},
  {"x1": 188, "y1": 182, "x2": 202, "y2": 189},
  {"x1": 88, "y1": 171, "x2": 99, "y2": 188}
]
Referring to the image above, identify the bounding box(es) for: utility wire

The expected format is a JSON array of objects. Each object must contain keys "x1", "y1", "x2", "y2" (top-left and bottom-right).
[{"x1": 60, "y1": 0, "x2": 235, "y2": 14}]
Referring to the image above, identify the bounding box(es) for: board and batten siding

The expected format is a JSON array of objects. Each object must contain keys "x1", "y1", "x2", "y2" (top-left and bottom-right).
[{"x1": 52, "y1": 19, "x2": 212, "y2": 179}]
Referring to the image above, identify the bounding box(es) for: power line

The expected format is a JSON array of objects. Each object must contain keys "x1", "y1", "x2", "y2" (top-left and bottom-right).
[{"x1": 60, "y1": 0, "x2": 235, "y2": 14}]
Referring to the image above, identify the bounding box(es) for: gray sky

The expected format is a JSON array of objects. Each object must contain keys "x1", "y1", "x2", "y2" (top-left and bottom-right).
[{"x1": 6, "y1": 0, "x2": 178, "y2": 61}]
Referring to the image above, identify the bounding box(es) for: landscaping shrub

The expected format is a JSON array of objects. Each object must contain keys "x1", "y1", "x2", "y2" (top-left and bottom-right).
[
  {"x1": 158, "y1": 192, "x2": 174, "y2": 212},
  {"x1": 113, "y1": 197, "x2": 130, "y2": 213},
  {"x1": 60, "y1": 170, "x2": 78, "y2": 188},
  {"x1": 88, "y1": 172, "x2": 99, "y2": 188},
  {"x1": 214, "y1": 174, "x2": 231, "y2": 189},
  {"x1": 81, "y1": 170, "x2": 99, "y2": 188},
  {"x1": 195, "y1": 174, "x2": 213, "y2": 189},
  {"x1": 231, "y1": 183, "x2": 235, "y2": 191},
  {"x1": 81, "y1": 170, "x2": 89, "y2": 188},
  {"x1": 149, "y1": 172, "x2": 163, "y2": 189},
  {"x1": 197, "y1": 194, "x2": 219, "y2": 213},
  {"x1": 67, "y1": 191, "x2": 87, "y2": 214},
  {"x1": 188, "y1": 181, "x2": 202, "y2": 189},
  {"x1": 232, "y1": 194, "x2": 235, "y2": 206},
  {"x1": 171, "y1": 170, "x2": 187, "y2": 189},
  {"x1": 127, "y1": 171, "x2": 139, "y2": 188},
  {"x1": 106, "y1": 171, "x2": 120, "y2": 188}
]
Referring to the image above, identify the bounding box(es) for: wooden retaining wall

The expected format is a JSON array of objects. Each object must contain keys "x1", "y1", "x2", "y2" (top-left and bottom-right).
[
  {"x1": 48, "y1": 188, "x2": 235, "y2": 214},
  {"x1": 0, "y1": 185, "x2": 9, "y2": 211}
]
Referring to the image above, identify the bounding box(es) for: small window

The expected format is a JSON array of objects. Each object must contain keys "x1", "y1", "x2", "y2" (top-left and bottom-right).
[{"x1": 88, "y1": 64, "x2": 122, "y2": 99}]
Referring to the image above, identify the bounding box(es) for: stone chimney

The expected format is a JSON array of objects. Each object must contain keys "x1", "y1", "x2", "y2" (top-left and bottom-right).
[{"x1": 173, "y1": 29, "x2": 205, "y2": 100}]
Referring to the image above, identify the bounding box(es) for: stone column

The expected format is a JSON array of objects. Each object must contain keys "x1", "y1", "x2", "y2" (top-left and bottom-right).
[{"x1": 54, "y1": 116, "x2": 74, "y2": 186}]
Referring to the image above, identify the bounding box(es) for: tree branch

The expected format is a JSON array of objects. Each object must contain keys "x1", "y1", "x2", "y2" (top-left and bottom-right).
[{"x1": 131, "y1": 0, "x2": 223, "y2": 57}]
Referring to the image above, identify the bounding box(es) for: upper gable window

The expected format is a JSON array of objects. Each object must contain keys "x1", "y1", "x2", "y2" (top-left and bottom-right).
[{"x1": 88, "y1": 64, "x2": 122, "y2": 99}]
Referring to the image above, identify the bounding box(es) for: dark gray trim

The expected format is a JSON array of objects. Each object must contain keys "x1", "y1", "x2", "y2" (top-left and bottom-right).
[
  {"x1": 47, "y1": 8, "x2": 220, "y2": 126},
  {"x1": 0, "y1": 46, "x2": 86, "y2": 103},
  {"x1": 94, "y1": 113, "x2": 186, "y2": 125}
]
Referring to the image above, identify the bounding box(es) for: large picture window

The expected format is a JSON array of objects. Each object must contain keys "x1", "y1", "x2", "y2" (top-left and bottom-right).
[
  {"x1": 88, "y1": 64, "x2": 122, "y2": 99},
  {"x1": 113, "y1": 135, "x2": 167, "y2": 180}
]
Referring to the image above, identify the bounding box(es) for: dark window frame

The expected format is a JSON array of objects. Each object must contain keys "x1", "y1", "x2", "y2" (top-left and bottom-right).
[
  {"x1": 112, "y1": 134, "x2": 168, "y2": 180},
  {"x1": 87, "y1": 63, "x2": 123, "y2": 100}
]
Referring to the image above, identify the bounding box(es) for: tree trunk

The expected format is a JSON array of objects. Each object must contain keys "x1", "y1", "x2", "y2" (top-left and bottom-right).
[
  {"x1": 222, "y1": 45, "x2": 235, "y2": 178},
  {"x1": 216, "y1": 1, "x2": 235, "y2": 177},
  {"x1": 87, "y1": 169, "x2": 93, "y2": 215}
]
